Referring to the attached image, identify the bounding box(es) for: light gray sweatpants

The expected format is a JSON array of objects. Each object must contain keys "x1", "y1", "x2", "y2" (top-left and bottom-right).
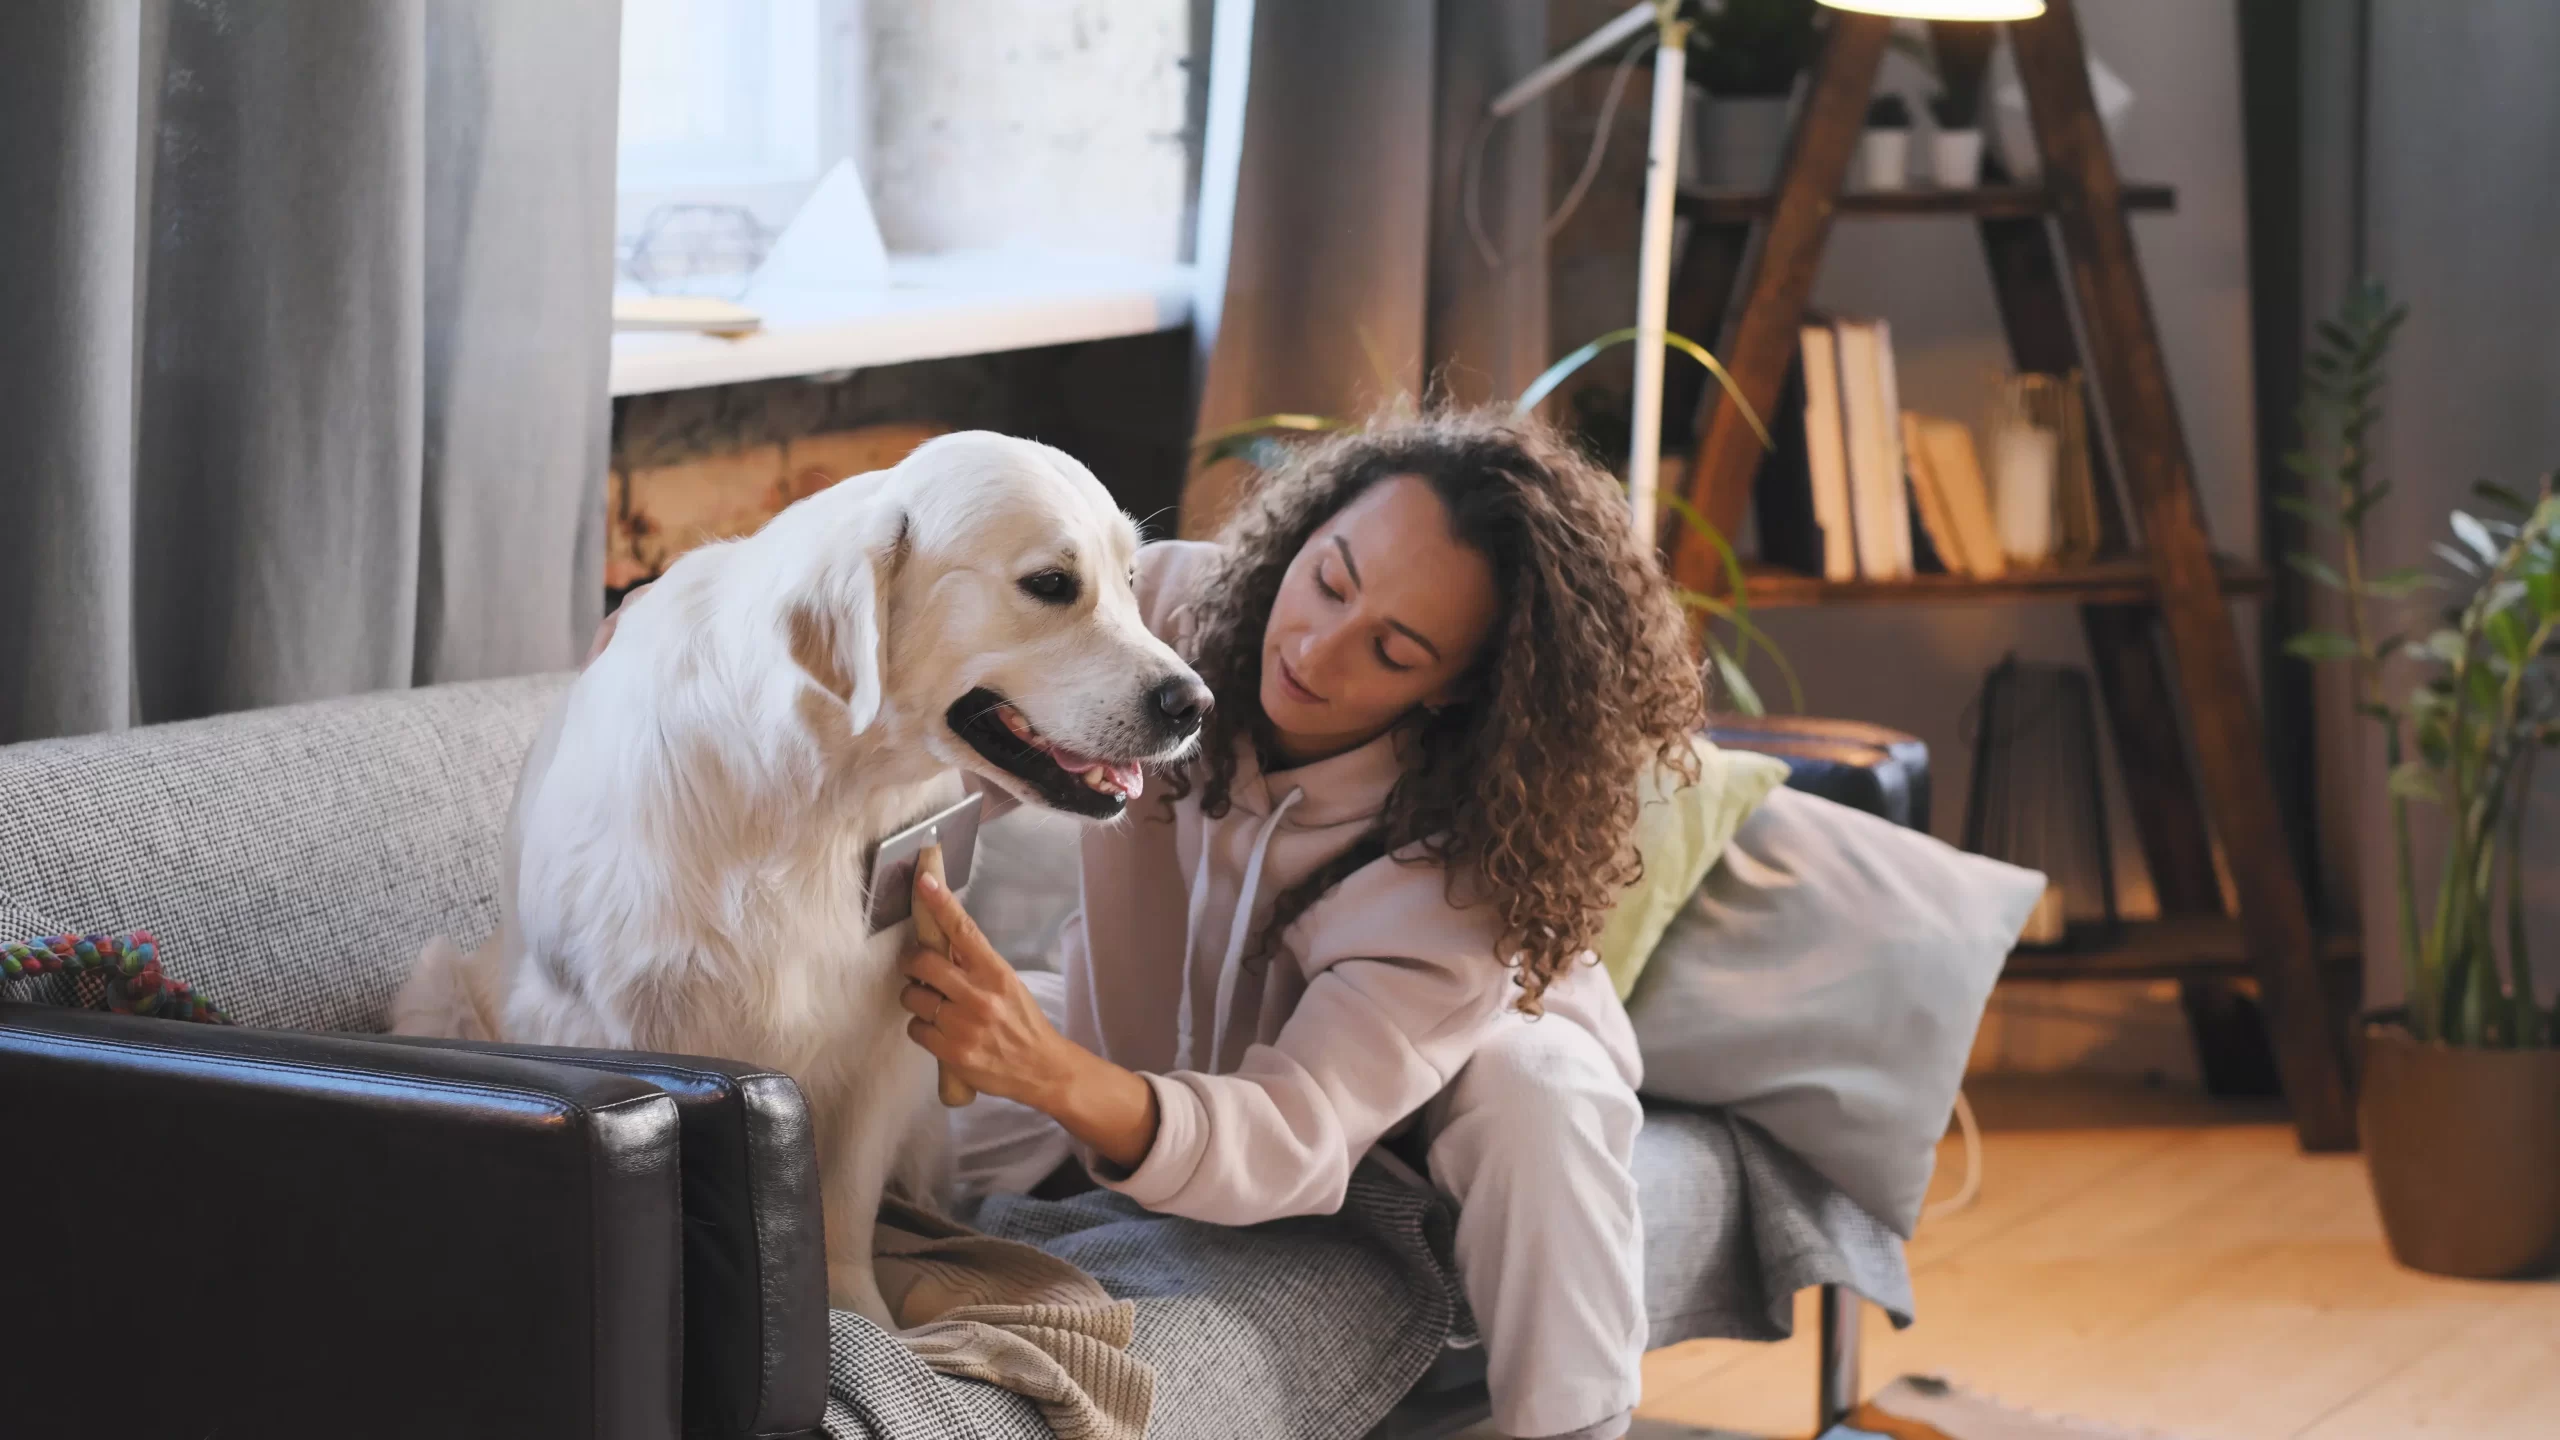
[{"x1": 951, "y1": 973, "x2": 1647, "y2": 1440}]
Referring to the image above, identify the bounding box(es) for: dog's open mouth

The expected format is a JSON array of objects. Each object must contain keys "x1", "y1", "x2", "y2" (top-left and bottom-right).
[{"x1": 948, "y1": 687, "x2": 1148, "y2": 819}]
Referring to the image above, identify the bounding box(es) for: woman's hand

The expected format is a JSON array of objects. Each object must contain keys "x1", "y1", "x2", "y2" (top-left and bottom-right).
[
  {"x1": 896, "y1": 872, "x2": 1078, "y2": 1106},
  {"x1": 586, "y1": 583, "x2": 654, "y2": 667},
  {"x1": 898, "y1": 871, "x2": 1161, "y2": 1171}
]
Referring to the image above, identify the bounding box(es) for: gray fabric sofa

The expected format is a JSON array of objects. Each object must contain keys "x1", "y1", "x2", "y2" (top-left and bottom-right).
[{"x1": 0, "y1": 675, "x2": 1911, "y2": 1440}]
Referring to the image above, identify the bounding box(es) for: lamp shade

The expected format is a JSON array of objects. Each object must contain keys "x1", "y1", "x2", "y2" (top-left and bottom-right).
[{"x1": 1817, "y1": 0, "x2": 2045, "y2": 18}]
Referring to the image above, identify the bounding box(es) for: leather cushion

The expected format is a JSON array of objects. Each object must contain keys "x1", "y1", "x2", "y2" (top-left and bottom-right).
[
  {"x1": 376, "y1": 1036, "x2": 828, "y2": 1440},
  {"x1": 0, "y1": 1003, "x2": 683, "y2": 1440}
]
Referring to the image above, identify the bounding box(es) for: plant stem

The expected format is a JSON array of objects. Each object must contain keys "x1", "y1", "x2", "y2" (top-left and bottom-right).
[
  {"x1": 2336, "y1": 458, "x2": 2427, "y2": 1036},
  {"x1": 2508, "y1": 742, "x2": 2540, "y2": 1047}
]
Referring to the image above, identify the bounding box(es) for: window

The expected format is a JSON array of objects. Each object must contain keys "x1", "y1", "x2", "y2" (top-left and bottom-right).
[
  {"x1": 613, "y1": 0, "x2": 1195, "y2": 301},
  {"x1": 615, "y1": 0, "x2": 863, "y2": 291}
]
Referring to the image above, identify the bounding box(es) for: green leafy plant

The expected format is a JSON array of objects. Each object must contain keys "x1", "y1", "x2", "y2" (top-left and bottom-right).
[
  {"x1": 1190, "y1": 331, "x2": 1795, "y2": 715},
  {"x1": 1685, "y1": 0, "x2": 1822, "y2": 99},
  {"x1": 2285, "y1": 280, "x2": 2560, "y2": 1048}
]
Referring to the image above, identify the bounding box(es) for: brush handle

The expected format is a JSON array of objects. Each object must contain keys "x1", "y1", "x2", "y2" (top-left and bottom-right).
[{"x1": 913, "y1": 844, "x2": 978, "y2": 1107}]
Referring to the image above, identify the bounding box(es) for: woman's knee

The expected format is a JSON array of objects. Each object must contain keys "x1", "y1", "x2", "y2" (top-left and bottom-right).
[{"x1": 1429, "y1": 1020, "x2": 1641, "y2": 1183}]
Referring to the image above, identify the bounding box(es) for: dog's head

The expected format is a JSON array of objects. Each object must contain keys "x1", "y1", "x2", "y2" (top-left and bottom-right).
[{"x1": 779, "y1": 431, "x2": 1209, "y2": 820}]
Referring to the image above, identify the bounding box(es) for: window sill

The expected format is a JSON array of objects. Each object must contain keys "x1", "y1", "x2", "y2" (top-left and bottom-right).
[{"x1": 608, "y1": 251, "x2": 1197, "y2": 398}]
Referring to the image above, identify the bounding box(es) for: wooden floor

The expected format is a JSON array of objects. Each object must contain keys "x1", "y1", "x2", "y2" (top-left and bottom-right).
[{"x1": 1633, "y1": 1077, "x2": 2560, "y2": 1440}]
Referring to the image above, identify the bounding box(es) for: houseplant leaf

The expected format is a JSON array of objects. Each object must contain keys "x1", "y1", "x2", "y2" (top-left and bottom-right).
[
  {"x1": 2363, "y1": 566, "x2": 2437, "y2": 599},
  {"x1": 2527, "y1": 569, "x2": 2559, "y2": 621},
  {"x1": 2345, "y1": 479, "x2": 2395, "y2": 526},
  {"x1": 2285, "y1": 631, "x2": 2362, "y2": 663},
  {"x1": 1674, "y1": 587, "x2": 1805, "y2": 713},
  {"x1": 2451, "y1": 511, "x2": 2500, "y2": 563},
  {"x1": 1192, "y1": 413, "x2": 1344, "y2": 468},
  {"x1": 2488, "y1": 608, "x2": 2532, "y2": 667},
  {"x1": 2388, "y1": 761, "x2": 2441, "y2": 805},
  {"x1": 1515, "y1": 328, "x2": 1773, "y2": 452},
  {"x1": 2275, "y1": 495, "x2": 2342, "y2": 529},
  {"x1": 2285, "y1": 553, "x2": 2349, "y2": 591},
  {"x1": 2473, "y1": 480, "x2": 2536, "y2": 516}
]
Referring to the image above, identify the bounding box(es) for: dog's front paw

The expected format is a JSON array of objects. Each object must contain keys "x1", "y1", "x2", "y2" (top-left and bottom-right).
[{"x1": 829, "y1": 1260, "x2": 897, "y2": 1332}]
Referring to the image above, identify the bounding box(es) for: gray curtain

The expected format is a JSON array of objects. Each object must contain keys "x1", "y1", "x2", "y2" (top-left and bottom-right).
[
  {"x1": 2300, "y1": 0, "x2": 2560, "y2": 1002},
  {"x1": 0, "y1": 0, "x2": 618, "y2": 745},
  {"x1": 1184, "y1": 0, "x2": 1552, "y2": 535}
]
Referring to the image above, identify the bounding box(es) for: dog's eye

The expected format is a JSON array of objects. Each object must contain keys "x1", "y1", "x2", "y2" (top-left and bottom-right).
[{"x1": 1018, "y1": 569, "x2": 1079, "y2": 605}]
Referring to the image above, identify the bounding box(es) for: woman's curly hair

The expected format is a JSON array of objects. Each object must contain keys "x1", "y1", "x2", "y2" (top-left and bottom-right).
[{"x1": 1169, "y1": 409, "x2": 1708, "y2": 1014}]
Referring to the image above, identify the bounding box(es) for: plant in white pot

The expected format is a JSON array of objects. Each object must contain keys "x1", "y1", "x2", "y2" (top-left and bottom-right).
[
  {"x1": 1687, "y1": 0, "x2": 1820, "y2": 191},
  {"x1": 1926, "y1": 88, "x2": 1984, "y2": 188},
  {"x1": 1860, "y1": 93, "x2": 1913, "y2": 192},
  {"x1": 2285, "y1": 280, "x2": 2560, "y2": 1280}
]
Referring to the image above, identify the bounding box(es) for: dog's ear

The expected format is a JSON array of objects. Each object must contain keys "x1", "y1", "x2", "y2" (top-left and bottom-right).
[{"x1": 788, "y1": 513, "x2": 904, "y2": 734}]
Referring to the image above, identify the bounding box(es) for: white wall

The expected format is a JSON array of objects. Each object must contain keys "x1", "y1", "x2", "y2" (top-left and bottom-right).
[
  {"x1": 862, "y1": 0, "x2": 1196, "y2": 262},
  {"x1": 2306, "y1": 1, "x2": 2560, "y2": 1012}
]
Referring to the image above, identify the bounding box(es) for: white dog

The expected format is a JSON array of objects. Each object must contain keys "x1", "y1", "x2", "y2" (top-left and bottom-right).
[{"x1": 392, "y1": 432, "x2": 1209, "y2": 1325}]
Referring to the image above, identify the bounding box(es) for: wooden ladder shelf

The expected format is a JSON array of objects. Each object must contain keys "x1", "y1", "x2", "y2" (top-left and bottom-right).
[{"x1": 1663, "y1": 0, "x2": 2354, "y2": 1150}]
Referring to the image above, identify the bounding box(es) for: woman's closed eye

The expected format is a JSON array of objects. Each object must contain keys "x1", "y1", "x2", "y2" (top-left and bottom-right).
[{"x1": 1373, "y1": 638, "x2": 1416, "y2": 672}]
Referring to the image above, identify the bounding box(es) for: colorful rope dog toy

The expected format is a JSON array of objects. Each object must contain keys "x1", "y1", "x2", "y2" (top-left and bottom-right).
[{"x1": 2, "y1": 932, "x2": 232, "y2": 1024}]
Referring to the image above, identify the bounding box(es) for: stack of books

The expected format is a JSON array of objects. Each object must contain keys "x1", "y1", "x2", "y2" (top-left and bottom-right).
[{"x1": 1755, "y1": 318, "x2": 2066, "y2": 583}]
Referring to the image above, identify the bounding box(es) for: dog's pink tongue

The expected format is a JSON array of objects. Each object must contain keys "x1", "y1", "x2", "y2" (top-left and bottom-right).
[{"x1": 1110, "y1": 762, "x2": 1146, "y2": 800}]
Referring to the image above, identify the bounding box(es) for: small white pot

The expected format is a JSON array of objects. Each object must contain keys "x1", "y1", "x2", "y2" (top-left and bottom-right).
[
  {"x1": 1932, "y1": 128, "x2": 1985, "y2": 188},
  {"x1": 1860, "y1": 129, "x2": 1912, "y2": 191}
]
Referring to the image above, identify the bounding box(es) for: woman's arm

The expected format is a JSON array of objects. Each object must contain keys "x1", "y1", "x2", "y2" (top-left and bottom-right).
[{"x1": 898, "y1": 871, "x2": 1158, "y2": 1170}]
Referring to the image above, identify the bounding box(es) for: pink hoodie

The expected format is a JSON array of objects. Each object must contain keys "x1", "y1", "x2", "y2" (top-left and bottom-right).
[{"x1": 1058, "y1": 540, "x2": 1642, "y2": 1225}]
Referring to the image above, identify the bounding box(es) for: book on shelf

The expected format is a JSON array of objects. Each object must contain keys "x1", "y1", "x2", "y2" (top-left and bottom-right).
[
  {"x1": 1904, "y1": 412, "x2": 2006, "y2": 578},
  {"x1": 1833, "y1": 318, "x2": 1913, "y2": 581},
  {"x1": 1757, "y1": 322, "x2": 2026, "y2": 587},
  {"x1": 1752, "y1": 354, "x2": 1828, "y2": 577},
  {"x1": 1903, "y1": 411, "x2": 1966, "y2": 576},
  {"x1": 1795, "y1": 321, "x2": 1857, "y2": 581}
]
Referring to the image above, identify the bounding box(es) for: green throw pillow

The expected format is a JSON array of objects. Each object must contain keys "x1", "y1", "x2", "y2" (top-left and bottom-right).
[{"x1": 1594, "y1": 738, "x2": 1791, "y2": 999}]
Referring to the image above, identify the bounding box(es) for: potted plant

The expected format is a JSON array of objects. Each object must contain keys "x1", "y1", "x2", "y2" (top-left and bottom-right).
[
  {"x1": 1687, "y1": 0, "x2": 1821, "y2": 190},
  {"x1": 1927, "y1": 89, "x2": 1984, "y2": 189},
  {"x1": 2286, "y1": 280, "x2": 2560, "y2": 1280},
  {"x1": 1860, "y1": 94, "x2": 1913, "y2": 192},
  {"x1": 1887, "y1": 30, "x2": 1984, "y2": 189}
]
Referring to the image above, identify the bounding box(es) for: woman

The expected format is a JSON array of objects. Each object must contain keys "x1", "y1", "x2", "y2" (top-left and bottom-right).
[{"x1": 899, "y1": 411, "x2": 1707, "y2": 1440}]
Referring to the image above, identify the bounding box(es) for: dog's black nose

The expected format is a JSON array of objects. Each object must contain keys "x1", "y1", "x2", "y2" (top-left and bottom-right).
[{"x1": 1151, "y1": 675, "x2": 1212, "y2": 735}]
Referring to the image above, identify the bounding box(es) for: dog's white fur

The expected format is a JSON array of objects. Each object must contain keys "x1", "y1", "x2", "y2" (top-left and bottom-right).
[{"x1": 391, "y1": 432, "x2": 1200, "y2": 1325}]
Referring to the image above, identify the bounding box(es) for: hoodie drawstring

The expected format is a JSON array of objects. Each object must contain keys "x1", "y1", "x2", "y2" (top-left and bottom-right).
[{"x1": 1173, "y1": 786, "x2": 1305, "y2": 1074}]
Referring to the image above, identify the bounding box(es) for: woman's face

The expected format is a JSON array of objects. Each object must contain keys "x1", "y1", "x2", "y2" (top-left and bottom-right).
[{"x1": 1258, "y1": 474, "x2": 1500, "y2": 765}]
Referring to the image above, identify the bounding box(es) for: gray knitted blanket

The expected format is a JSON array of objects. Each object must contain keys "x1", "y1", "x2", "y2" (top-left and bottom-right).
[
  {"x1": 822, "y1": 1164, "x2": 1465, "y2": 1440},
  {"x1": 821, "y1": 1105, "x2": 1913, "y2": 1440}
]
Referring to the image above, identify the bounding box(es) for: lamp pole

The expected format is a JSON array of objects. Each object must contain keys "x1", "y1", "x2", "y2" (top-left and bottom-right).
[
  {"x1": 1626, "y1": 3, "x2": 1692, "y2": 549},
  {"x1": 1489, "y1": 1, "x2": 1689, "y2": 548}
]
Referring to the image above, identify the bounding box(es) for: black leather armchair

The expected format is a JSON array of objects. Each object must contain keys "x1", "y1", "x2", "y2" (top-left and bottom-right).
[{"x1": 0, "y1": 1006, "x2": 828, "y2": 1440}]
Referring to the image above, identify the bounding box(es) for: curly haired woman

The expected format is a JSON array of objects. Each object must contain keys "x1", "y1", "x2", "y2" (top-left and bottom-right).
[{"x1": 900, "y1": 411, "x2": 1708, "y2": 1440}]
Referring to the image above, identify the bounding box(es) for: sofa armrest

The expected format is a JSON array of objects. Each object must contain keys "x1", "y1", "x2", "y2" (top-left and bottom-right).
[
  {"x1": 0, "y1": 1003, "x2": 683, "y2": 1440},
  {"x1": 373, "y1": 1035, "x2": 829, "y2": 1440}
]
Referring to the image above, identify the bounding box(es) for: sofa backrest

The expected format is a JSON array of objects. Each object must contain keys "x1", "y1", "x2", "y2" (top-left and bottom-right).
[{"x1": 0, "y1": 675, "x2": 568, "y2": 1032}]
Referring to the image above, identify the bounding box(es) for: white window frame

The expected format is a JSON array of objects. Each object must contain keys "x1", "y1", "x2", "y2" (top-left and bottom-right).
[{"x1": 615, "y1": 0, "x2": 866, "y2": 251}]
